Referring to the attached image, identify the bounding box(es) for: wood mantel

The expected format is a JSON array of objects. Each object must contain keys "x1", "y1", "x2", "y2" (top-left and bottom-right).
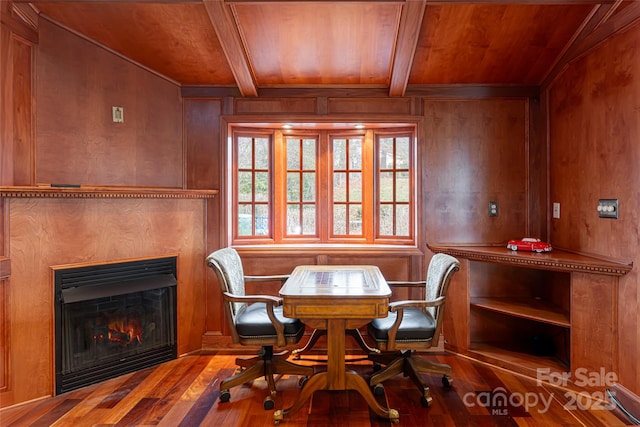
[
  {"x1": 0, "y1": 186, "x2": 218, "y2": 199},
  {"x1": 428, "y1": 243, "x2": 632, "y2": 276}
]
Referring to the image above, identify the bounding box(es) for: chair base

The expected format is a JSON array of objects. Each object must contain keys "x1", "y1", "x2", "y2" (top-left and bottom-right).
[
  {"x1": 368, "y1": 349, "x2": 452, "y2": 406},
  {"x1": 220, "y1": 346, "x2": 315, "y2": 409}
]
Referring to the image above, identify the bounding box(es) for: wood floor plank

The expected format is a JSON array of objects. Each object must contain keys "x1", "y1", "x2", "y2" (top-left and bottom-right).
[
  {"x1": 171, "y1": 368, "x2": 232, "y2": 426},
  {"x1": 97, "y1": 358, "x2": 183, "y2": 425},
  {"x1": 48, "y1": 373, "x2": 133, "y2": 424},
  {"x1": 134, "y1": 355, "x2": 212, "y2": 425},
  {"x1": 0, "y1": 353, "x2": 633, "y2": 427},
  {"x1": 21, "y1": 398, "x2": 82, "y2": 427}
]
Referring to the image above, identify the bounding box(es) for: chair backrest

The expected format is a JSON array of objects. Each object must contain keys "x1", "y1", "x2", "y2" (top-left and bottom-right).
[
  {"x1": 206, "y1": 247, "x2": 247, "y2": 326},
  {"x1": 425, "y1": 253, "x2": 460, "y2": 326}
]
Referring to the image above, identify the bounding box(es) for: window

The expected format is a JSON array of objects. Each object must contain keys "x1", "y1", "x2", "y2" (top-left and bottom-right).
[
  {"x1": 332, "y1": 136, "x2": 364, "y2": 236},
  {"x1": 286, "y1": 136, "x2": 317, "y2": 236},
  {"x1": 235, "y1": 134, "x2": 271, "y2": 237},
  {"x1": 231, "y1": 126, "x2": 415, "y2": 245},
  {"x1": 377, "y1": 135, "x2": 412, "y2": 237}
]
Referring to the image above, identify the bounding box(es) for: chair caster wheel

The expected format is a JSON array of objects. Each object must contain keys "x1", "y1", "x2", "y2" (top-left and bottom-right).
[
  {"x1": 420, "y1": 395, "x2": 433, "y2": 408},
  {"x1": 373, "y1": 383, "x2": 385, "y2": 396},
  {"x1": 263, "y1": 396, "x2": 275, "y2": 410},
  {"x1": 220, "y1": 389, "x2": 231, "y2": 402},
  {"x1": 273, "y1": 409, "x2": 283, "y2": 424},
  {"x1": 298, "y1": 376, "x2": 308, "y2": 388},
  {"x1": 442, "y1": 375, "x2": 453, "y2": 388}
]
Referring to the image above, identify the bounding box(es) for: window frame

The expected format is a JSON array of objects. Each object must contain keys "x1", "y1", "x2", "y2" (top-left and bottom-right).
[
  {"x1": 229, "y1": 124, "x2": 417, "y2": 247},
  {"x1": 374, "y1": 131, "x2": 416, "y2": 244}
]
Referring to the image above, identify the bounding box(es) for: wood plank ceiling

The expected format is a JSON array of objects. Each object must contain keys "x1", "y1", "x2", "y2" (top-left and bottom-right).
[{"x1": 21, "y1": 1, "x2": 640, "y2": 96}]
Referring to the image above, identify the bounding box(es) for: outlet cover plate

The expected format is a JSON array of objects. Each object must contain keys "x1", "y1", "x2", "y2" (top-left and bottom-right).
[
  {"x1": 488, "y1": 201, "x2": 498, "y2": 217},
  {"x1": 598, "y1": 199, "x2": 618, "y2": 219}
]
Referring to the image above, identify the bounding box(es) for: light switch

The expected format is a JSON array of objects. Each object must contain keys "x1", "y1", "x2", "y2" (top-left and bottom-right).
[{"x1": 112, "y1": 106, "x2": 124, "y2": 123}]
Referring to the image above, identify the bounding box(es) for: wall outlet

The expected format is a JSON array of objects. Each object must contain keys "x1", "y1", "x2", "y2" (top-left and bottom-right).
[
  {"x1": 553, "y1": 202, "x2": 560, "y2": 219},
  {"x1": 488, "y1": 201, "x2": 498, "y2": 217},
  {"x1": 597, "y1": 199, "x2": 618, "y2": 219}
]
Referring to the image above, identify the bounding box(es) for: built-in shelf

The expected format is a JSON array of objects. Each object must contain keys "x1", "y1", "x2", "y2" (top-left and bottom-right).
[
  {"x1": 430, "y1": 243, "x2": 632, "y2": 383},
  {"x1": 468, "y1": 343, "x2": 569, "y2": 375},
  {"x1": 0, "y1": 186, "x2": 218, "y2": 199},
  {"x1": 470, "y1": 296, "x2": 570, "y2": 327}
]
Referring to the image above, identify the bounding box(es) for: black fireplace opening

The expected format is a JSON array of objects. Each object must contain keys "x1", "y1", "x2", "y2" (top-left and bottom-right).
[{"x1": 54, "y1": 256, "x2": 178, "y2": 395}]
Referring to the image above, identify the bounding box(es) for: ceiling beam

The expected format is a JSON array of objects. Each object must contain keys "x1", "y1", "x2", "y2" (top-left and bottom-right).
[
  {"x1": 203, "y1": 0, "x2": 258, "y2": 96},
  {"x1": 388, "y1": 0, "x2": 426, "y2": 97}
]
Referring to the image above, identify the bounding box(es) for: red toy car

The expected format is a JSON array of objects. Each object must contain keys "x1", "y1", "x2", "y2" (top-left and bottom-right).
[{"x1": 507, "y1": 237, "x2": 552, "y2": 253}]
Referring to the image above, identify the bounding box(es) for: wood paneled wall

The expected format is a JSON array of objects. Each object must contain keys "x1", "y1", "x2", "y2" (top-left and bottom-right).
[
  {"x1": 189, "y1": 97, "x2": 532, "y2": 350},
  {"x1": 547, "y1": 22, "x2": 640, "y2": 395},
  {"x1": 0, "y1": 14, "x2": 209, "y2": 407},
  {"x1": 422, "y1": 99, "x2": 529, "y2": 244},
  {"x1": 1, "y1": 198, "x2": 207, "y2": 407},
  {"x1": 0, "y1": 3, "x2": 36, "y2": 188},
  {"x1": 5, "y1": 2, "x2": 638, "y2": 408},
  {"x1": 35, "y1": 18, "x2": 183, "y2": 188}
]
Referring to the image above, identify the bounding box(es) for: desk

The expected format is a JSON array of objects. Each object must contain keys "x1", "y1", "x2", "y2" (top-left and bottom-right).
[{"x1": 275, "y1": 265, "x2": 399, "y2": 423}]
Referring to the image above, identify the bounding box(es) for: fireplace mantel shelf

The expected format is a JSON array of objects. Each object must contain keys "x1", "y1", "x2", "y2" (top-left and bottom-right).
[{"x1": 0, "y1": 186, "x2": 218, "y2": 199}]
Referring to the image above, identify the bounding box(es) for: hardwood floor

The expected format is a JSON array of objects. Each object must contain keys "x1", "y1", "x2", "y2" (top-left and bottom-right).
[{"x1": 0, "y1": 351, "x2": 633, "y2": 426}]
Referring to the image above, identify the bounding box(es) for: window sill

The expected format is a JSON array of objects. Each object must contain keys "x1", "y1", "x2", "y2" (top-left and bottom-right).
[{"x1": 234, "y1": 244, "x2": 424, "y2": 257}]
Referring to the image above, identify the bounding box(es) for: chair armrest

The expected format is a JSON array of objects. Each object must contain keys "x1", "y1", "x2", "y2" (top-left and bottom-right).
[
  {"x1": 223, "y1": 291, "x2": 283, "y2": 306},
  {"x1": 223, "y1": 291, "x2": 287, "y2": 345},
  {"x1": 387, "y1": 280, "x2": 426, "y2": 288},
  {"x1": 383, "y1": 296, "x2": 446, "y2": 350},
  {"x1": 388, "y1": 296, "x2": 445, "y2": 312},
  {"x1": 244, "y1": 274, "x2": 290, "y2": 285}
]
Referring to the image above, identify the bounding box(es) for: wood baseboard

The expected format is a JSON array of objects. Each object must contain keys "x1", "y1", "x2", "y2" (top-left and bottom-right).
[{"x1": 610, "y1": 383, "x2": 640, "y2": 424}]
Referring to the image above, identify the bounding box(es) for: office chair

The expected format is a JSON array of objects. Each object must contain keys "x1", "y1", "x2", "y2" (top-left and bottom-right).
[
  {"x1": 206, "y1": 247, "x2": 314, "y2": 410},
  {"x1": 367, "y1": 253, "x2": 460, "y2": 407}
]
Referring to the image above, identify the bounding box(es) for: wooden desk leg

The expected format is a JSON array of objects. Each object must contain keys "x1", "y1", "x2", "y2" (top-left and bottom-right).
[
  {"x1": 275, "y1": 372, "x2": 328, "y2": 422},
  {"x1": 327, "y1": 319, "x2": 346, "y2": 389},
  {"x1": 344, "y1": 371, "x2": 399, "y2": 422},
  {"x1": 274, "y1": 319, "x2": 399, "y2": 424}
]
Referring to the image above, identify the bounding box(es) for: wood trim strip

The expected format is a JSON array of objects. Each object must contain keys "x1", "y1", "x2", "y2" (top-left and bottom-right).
[
  {"x1": 610, "y1": 383, "x2": 640, "y2": 424},
  {"x1": 543, "y1": 1, "x2": 640, "y2": 88},
  {"x1": 0, "y1": 186, "x2": 218, "y2": 199},
  {"x1": 181, "y1": 85, "x2": 539, "y2": 99},
  {"x1": 428, "y1": 244, "x2": 632, "y2": 276},
  {"x1": 0, "y1": 8, "x2": 38, "y2": 44}
]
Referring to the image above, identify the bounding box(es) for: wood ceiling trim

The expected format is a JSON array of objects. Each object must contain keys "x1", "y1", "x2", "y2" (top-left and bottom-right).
[
  {"x1": 388, "y1": 0, "x2": 426, "y2": 97},
  {"x1": 419, "y1": 0, "x2": 614, "y2": 3},
  {"x1": 203, "y1": 0, "x2": 257, "y2": 96},
  {"x1": 542, "y1": 0, "x2": 640, "y2": 88},
  {"x1": 181, "y1": 84, "x2": 539, "y2": 99},
  {"x1": 1, "y1": 5, "x2": 38, "y2": 43},
  {"x1": 565, "y1": 0, "x2": 640, "y2": 61}
]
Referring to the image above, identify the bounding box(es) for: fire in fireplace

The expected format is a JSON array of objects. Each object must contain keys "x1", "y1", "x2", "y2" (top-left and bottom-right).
[{"x1": 54, "y1": 256, "x2": 177, "y2": 395}]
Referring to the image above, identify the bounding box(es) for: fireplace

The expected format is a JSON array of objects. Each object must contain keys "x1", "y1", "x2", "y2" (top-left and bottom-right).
[{"x1": 54, "y1": 256, "x2": 177, "y2": 395}]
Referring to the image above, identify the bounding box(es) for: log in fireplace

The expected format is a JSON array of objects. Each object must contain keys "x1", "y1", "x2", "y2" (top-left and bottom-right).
[{"x1": 54, "y1": 256, "x2": 177, "y2": 395}]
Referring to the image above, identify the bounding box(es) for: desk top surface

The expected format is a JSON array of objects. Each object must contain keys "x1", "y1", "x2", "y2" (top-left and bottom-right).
[{"x1": 279, "y1": 265, "x2": 391, "y2": 298}]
